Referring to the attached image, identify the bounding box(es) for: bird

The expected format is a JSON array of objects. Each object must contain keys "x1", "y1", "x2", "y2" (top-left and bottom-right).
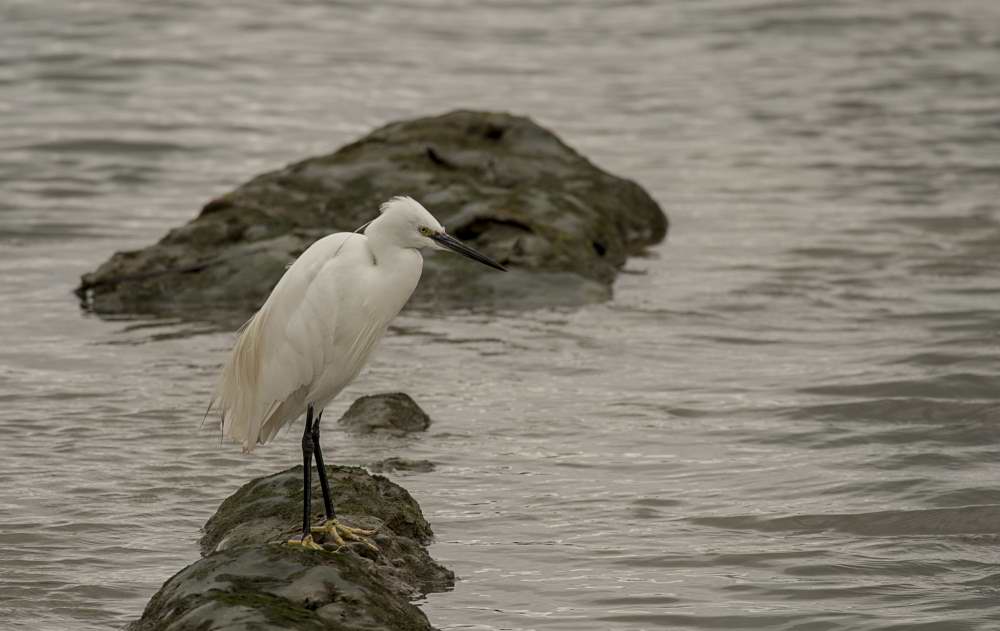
[{"x1": 209, "y1": 196, "x2": 505, "y2": 551}]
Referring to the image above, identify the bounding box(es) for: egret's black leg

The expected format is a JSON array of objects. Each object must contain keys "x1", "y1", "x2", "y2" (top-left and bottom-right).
[
  {"x1": 300, "y1": 404, "x2": 315, "y2": 540},
  {"x1": 312, "y1": 411, "x2": 336, "y2": 521},
  {"x1": 309, "y1": 409, "x2": 379, "y2": 552}
]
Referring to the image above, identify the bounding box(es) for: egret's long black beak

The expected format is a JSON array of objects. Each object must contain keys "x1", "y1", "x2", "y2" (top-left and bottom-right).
[{"x1": 432, "y1": 232, "x2": 506, "y2": 271}]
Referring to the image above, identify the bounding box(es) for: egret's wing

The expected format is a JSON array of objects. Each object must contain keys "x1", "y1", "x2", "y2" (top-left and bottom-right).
[{"x1": 213, "y1": 232, "x2": 355, "y2": 452}]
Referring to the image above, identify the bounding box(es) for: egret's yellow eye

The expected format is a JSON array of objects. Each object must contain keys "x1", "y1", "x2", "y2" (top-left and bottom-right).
[{"x1": 419, "y1": 226, "x2": 432, "y2": 236}]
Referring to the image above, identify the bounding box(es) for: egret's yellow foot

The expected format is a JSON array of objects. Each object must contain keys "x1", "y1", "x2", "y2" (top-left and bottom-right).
[
  {"x1": 286, "y1": 534, "x2": 324, "y2": 551},
  {"x1": 315, "y1": 519, "x2": 379, "y2": 552}
]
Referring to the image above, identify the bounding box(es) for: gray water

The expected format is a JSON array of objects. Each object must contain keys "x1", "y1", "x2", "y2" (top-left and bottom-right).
[{"x1": 2, "y1": 1, "x2": 1000, "y2": 629}]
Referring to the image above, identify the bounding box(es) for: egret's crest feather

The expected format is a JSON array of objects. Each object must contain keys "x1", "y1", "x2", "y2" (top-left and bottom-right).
[{"x1": 379, "y1": 195, "x2": 418, "y2": 214}]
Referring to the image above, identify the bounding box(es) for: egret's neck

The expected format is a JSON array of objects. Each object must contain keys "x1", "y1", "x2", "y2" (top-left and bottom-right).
[
  {"x1": 364, "y1": 219, "x2": 421, "y2": 268},
  {"x1": 361, "y1": 220, "x2": 424, "y2": 318}
]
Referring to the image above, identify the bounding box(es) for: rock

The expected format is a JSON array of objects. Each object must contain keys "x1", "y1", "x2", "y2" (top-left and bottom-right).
[
  {"x1": 369, "y1": 458, "x2": 437, "y2": 474},
  {"x1": 338, "y1": 393, "x2": 431, "y2": 435},
  {"x1": 131, "y1": 546, "x2": 434, "y2": 631},
  {"x1": 77, "y1": 110, "x2": 667, "y2": 320},
  {"x1": 129, "y1": 465, "x2": 453, "y2": 631}
]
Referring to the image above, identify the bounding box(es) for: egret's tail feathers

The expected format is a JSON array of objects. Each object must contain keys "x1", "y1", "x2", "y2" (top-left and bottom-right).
[
  {"x1": 201, "y1": 396, "x2": 215, "y2": 428},
  {"x1": 216, "y1": 310, "x2": 270, "y2": 453},
  {"x1": 219, "y1": 395, "x2": 268, "y2": 454},
  {"x1": 214, "y1": 306, "x2": 312, "y2": 453},
  {"x1": 258, "y1": 386, "x2": 309, "y2": 446}
]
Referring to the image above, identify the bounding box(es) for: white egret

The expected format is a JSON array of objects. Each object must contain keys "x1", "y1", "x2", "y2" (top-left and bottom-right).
[{"x1": 209, "y1": 196, "x2": 505, "y2": 550}]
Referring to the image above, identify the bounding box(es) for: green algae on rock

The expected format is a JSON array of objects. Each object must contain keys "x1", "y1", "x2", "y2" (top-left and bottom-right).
[
  {"x1": 78, "y1": 110, "x2": 667, "y2": 319},
  {"x1": 129, "y1": 465, "x2": 453, "y2": 631},
  {"x1": 131, "y1": 545, "x2": 436, "y2": 631}
]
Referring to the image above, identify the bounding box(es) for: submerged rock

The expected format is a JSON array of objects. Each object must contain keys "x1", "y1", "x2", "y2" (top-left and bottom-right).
[
  {"x1": 78, "y1": 110, "x2": 667, "y2": 319},
  {"x1": 369, "y1": 458, "x2": 437, "y2": 474},
  {"x1": 130, "y1": 465, "x2": 453, "y2": 631},
  {"x1": 338, "y1": 393, "x2": 431, "y2": 435}
]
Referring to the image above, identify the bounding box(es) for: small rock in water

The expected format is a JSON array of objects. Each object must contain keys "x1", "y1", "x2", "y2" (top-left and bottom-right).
[
  {"x1": 129, "y1": 465, "x2": 453, "y2": 631},
  {"x1": 369, "y1": 457, "x2": 437, "y2": 473},
  {"x1": 338, "y1": 393, "x2": 431, "y2": 434}
]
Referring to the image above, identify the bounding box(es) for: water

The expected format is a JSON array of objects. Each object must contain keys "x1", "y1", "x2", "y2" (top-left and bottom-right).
[{"x1": 2, "y1": 1, "x2": 1000, "y2": 629}]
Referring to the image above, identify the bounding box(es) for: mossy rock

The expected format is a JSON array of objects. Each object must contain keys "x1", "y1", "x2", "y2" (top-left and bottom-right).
[
  {"x1": 78, "y1": 109, "x2": 668, "y2": 321},
  {"x1": 202, "y1": 465, "x2": 434, "y2": 551},
  {"x1": 129, "y1": 544, "x2": 434, "y2": 631},
  {"x1": 129, "y1": 466, "x2": 453, "y2": 630}
]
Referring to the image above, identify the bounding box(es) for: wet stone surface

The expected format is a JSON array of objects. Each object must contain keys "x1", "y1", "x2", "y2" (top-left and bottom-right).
[
  {"x1": 130, "y1": 465, "x2": 453, "y2": 631},
  {"x1": 77, "y1": 109, "x2": 668, "y2": 320},
  {"x1": 337, "y1": 392, "x2": 432, "y2": 435}
]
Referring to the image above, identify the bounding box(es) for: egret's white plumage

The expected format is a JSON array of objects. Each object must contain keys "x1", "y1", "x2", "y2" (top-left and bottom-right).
[
  {"x1": 211, "y1": 196, "x2": 448, "y2": 452},
  {"x1": 210, "y1": 195, "x2": 504, "y2": 549}
]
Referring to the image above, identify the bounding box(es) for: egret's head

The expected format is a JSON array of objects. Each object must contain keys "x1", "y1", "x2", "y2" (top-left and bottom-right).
[
  {"x1": 378, "y1": 196, "x2": 444, "y2": 248},
  {"x1": 376, "y1": 196, "x2": 506, "y2": 271}
]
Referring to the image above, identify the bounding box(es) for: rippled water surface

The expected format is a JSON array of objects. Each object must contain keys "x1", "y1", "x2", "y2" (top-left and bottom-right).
[{"x1": 3, "y1": 1, "x2": 1000, "y2": 629}]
